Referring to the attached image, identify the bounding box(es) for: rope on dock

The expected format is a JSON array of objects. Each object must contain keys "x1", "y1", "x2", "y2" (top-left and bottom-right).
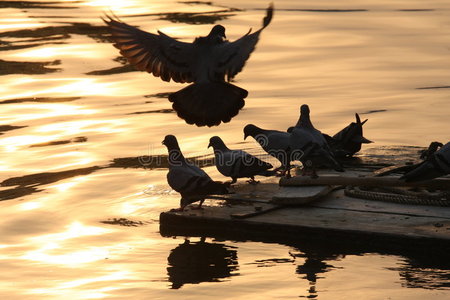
[{"x1": 344, "y1": 186, "x2": 450, "y2": 207}]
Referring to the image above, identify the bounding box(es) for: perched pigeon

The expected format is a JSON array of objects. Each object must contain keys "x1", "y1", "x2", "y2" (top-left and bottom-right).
[
  {"x1": 208, "y1": 136, "x2": 274, "y2": 184},
  {"x1": 243, "y1": 124, "x2": 291, "y2": 175},
  {"x1": 162, "y1": 135, "x2": 228, "y2": 211},
  {"x1": 326, "y1": 113, "x2": 373, "y2": 158},
  {"x1": 103, "y1": 4, "x2": 274, "y2": 127},
  {"x1": 288, "y1": 104, "x2": 344, "y2": 177},
  {"x1": 420, "y1": 141, "x2": 443, "y2": 160},
  {"x1": 401, "y1": 141, "x2": 450, "y2": 182}
]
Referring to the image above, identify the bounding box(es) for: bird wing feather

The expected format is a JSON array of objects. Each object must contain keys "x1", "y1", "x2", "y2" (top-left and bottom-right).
[
  {"x1": 167, "y1": 164, "x2": 211, "y2": 193},
  {"x1": 211, "y1": 3, "x2": 273, "y2": 81},
  {"x1": 103, "y1": 15, "x2": 195, "y2": 83}
]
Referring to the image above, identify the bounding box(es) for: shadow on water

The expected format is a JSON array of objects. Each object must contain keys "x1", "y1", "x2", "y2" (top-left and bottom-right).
[
  {"x1": 0, "y1": 23, "x2": 110, "y2": 53},
  {"x1": 156, "y1": 10, "x2": 237, "y2": 25},
  {"x1": 29, "y1": 136, "x2": 87, "y2": 148},
  {"x1": 0, "y1": 154, "x2": 215, "y2": 201},
  {"x1": 167, "y1": 238, "x2": 239, "y2": 289},
  {"x1": 0, "y1": 1, "x2": 77, "y2": 9},
  {"x1": 0, "y1": 96, "x2": 81, "y2": 104},
  {"x1": 0, "y1": 125, "x2": 28, "y2": 135},
  {"x1": 0, "y1": 59, "x2": 61, "y2": 75}
]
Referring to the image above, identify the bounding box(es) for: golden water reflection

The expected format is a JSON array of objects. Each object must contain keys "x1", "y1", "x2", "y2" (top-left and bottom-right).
[{"x1": 0, "y1": 0, "x2": 449, "y2": 299}]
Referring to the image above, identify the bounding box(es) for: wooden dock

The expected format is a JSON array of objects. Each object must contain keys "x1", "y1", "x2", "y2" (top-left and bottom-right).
[{"x1": 160, "y1": 148, "x2": 450, "y2": 251}]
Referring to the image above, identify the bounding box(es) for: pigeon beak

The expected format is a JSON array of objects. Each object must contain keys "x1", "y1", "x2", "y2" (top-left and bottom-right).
[
  {"x1": 161, "y1": 140, "x2": 165, "y2": 145},
  {"x1": 244, "y1": 133, "x2": 248, "y2": 140},
  {"x1": 207, "y1": 142, "x2": 212, "y2": 149},
  {"x1": 352, "y1": 136, "x2": 373, "y2": 144},
  {"x1": 222, "y1": 32, "x2": 226, "y2": 39}
]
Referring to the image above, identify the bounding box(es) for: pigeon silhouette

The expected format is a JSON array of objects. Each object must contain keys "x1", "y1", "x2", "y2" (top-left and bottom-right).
[
  {"x1": 243, "y1": 124, "x2": 291, "y2": 175},
  {"x1": 326, "y1": 113, "x2": 373, "y2": 158},
  {"x1": 162, "y1": 135, "x2": 228, "y2": 211},
  {"x1": 208, "y1": 136, "x2": 274, "y2": 184},
  {"x1": 288, "y1": 104, "x2": 343, "y2": 177},
  {"x1": 401, "y1": 141, "x2": 450, "y2": 182},
  {"x1": 103, "y1": 4, "x2": 273, "y2": 127}
]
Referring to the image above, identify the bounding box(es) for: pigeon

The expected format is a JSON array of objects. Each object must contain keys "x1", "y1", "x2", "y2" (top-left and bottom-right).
[
  {"x1": 103, "y1": 4, "x2": 274, "y2": 127},
  {"x1": 401, "y1": 141, "x2": 450, "y2": 182},
  {"x1": 243, "y1": 124, "x2": 291, "y2": 175},
  {"x1": 288, "y1": 104, "x2": 344, "y2": 177},
  {"x1": 162, "y1": 135, "x2": 229, "y2": 211},
  {"x1": 208, "y1": 136, "x2": 274, "y2": 184},
  {"x1": 327, "y1": 113, "x2": 373, "y2": 158}
]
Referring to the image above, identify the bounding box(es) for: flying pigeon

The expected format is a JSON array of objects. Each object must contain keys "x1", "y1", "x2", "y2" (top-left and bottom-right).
[
  {"x1": 208, "y1": 136, "x2": 274, "y2": 184},
  {"x1": 103, "y1": 4, "x2": 274, "y2": 127},
  {"x1": 162, "y1": 135, "x2": 229, "y2": 211},
  {"x1": 401, "y1": 141, "x2": 450, "y2": 182},
  {"x1": 326, "y1": 113, "x2": 373, "y2": 158},
  {"x1": 243, "y1": 124, "x2": 291, "y2": 176},
  {"x1": 288, "y1": 104, "x2": 344, "y2": 177}
]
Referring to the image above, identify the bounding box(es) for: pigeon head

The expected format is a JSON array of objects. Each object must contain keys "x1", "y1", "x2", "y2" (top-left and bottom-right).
[
  {"x1": 209, "y1": 25, "x2": 226, "y2": 39},
  {"x1": 300, "y1": 104, "x2": 310, "y2": 116},
  {"x1": 208, "y1": 136, "x2": 227, "y2": 150},
  {"x1": 162, "y1": 134, "x2": 180, "y2": 150},
  {"x1": 296, "y1": 104, "x2": 313, "y2": 128},
  {"x1": 243, "y1": 124, "x2": 259, "y2": 140}
]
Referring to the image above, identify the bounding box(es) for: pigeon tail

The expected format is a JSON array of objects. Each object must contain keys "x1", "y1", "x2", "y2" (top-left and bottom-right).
[{"x1": 169, "y1": 82, "x2": 247, "y2": 127}]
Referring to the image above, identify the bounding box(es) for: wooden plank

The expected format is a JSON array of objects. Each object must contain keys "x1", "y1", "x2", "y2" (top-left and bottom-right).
[
  {"x1": 272, "y1": 185, "x2": 335, "y2": 205},
  {"x1": 310, "y1": 190, "x2": 450, "y2": 219},
  {"x1": 280, "y1": 175, "x2": 450, "y2": 189},
  {"x1": 230, "y1": 204, "x2": 281, "y2": 219}
]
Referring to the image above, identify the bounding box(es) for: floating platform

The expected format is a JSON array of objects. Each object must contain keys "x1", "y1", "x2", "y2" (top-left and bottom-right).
[{"x1": 160, "y1": 148, "x2": 450, "y2": 251}]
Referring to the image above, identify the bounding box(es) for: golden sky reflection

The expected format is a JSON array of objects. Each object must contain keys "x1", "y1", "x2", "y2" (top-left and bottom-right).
[{"x1": 0, "y1": 0, "x2": 450, "y2": 299}]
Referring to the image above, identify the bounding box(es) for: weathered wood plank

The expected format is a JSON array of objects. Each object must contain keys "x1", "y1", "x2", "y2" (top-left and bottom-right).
[
  {"x1": 272, "y1": 185, "x2": 335, "y2": 205},
  {"x1": 280, "y1": 175, "x2": 450, "y2": 189}
]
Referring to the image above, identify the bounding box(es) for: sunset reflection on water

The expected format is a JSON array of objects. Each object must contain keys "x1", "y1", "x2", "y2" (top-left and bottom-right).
[{"x1": 0, "y1": 0, "x2": 449, "y2": 299}]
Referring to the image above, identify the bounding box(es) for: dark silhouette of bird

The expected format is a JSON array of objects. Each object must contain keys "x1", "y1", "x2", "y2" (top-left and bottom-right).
[
  {"x1": 401, "y1": 141, "x2": 450, "y2": 182},
  {"x1": 103, "y1": 4, "x2": 273, "y2": 127},
  {"x1": 288, "y1": 104, "x2": 344, "y2": 177},
  {"x1": 208, "y1": 136, "x2": 274, "y2": 184},
  {"x1": 162, "y1": 135, "x2": 228, "y2": 211},
  {"x1": 325, "y1": 113, "x2": 373, "y2": 158},
  {"x1": 243, "y1": 124, "x2": 291, "y2": 176}
]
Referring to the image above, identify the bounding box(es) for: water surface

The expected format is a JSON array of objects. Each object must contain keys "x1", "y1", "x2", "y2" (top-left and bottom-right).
[{"x1": 0, "y1": 0, "x2": 449, "y2": 299}]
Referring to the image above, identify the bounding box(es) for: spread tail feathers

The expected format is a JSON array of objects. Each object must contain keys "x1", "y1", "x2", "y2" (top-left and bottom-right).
[{"x1": 169, "y1": 82, "x2": 247, "y2": 127}]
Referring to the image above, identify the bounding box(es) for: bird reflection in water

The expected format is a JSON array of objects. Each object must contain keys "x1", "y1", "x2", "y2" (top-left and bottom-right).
[
  {"x1": 166, "y1": 238, "x2": 239, "y2": 289},
  {"x1": 289, "y1": 249, "x2": 343, "y2": 299}
]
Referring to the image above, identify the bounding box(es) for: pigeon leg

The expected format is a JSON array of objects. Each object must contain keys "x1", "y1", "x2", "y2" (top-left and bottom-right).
[
  {"x1": 191, "y1": 199, "x2": 205, "y2": 210},
  {"x1": 285, "y1": 162, "x2": 292, "y2": 178},
  {"x1": 246, "y1": 176, "x2": 260, "y2": 185},
  {"x1": 170, "y1": 200, "x2": 186, "y2": 212}
]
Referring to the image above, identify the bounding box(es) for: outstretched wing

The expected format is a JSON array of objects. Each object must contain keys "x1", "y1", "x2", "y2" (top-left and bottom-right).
[
  {"x1": 103, "y1": 15, "x2": 195, "y2": 83},
  {"x1": 212, "y1": 3, "x2": 273, "y2": 81}
]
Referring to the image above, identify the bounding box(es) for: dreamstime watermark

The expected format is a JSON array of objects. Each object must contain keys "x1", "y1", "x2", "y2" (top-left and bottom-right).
[{"x1": 137, "y1": 134, "x2": 307, "y2": 168}]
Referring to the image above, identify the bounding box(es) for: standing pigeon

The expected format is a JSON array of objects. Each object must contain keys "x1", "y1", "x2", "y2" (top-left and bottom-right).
[
  {"x1": 401, "y1": 141, "x2": 450, "y2": 182},
  {"x1": 208, "y1": 136, "x2": 274, "y2": 184},
  {"x1": 103, "y1": 4, "x2": 274, "y2": 127},
  {"x1": 162, "y1": 135, "x2": 229, "y2": 211},
  {"x1": 327, "y1": 113, "x2": 373, "y2": 158},
  {"x1": 243, "y1": 124, "x2": 291, "y2": 175},
  {"x1": 288, "y1": 104, "x2": 343, "y2": 177}
]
